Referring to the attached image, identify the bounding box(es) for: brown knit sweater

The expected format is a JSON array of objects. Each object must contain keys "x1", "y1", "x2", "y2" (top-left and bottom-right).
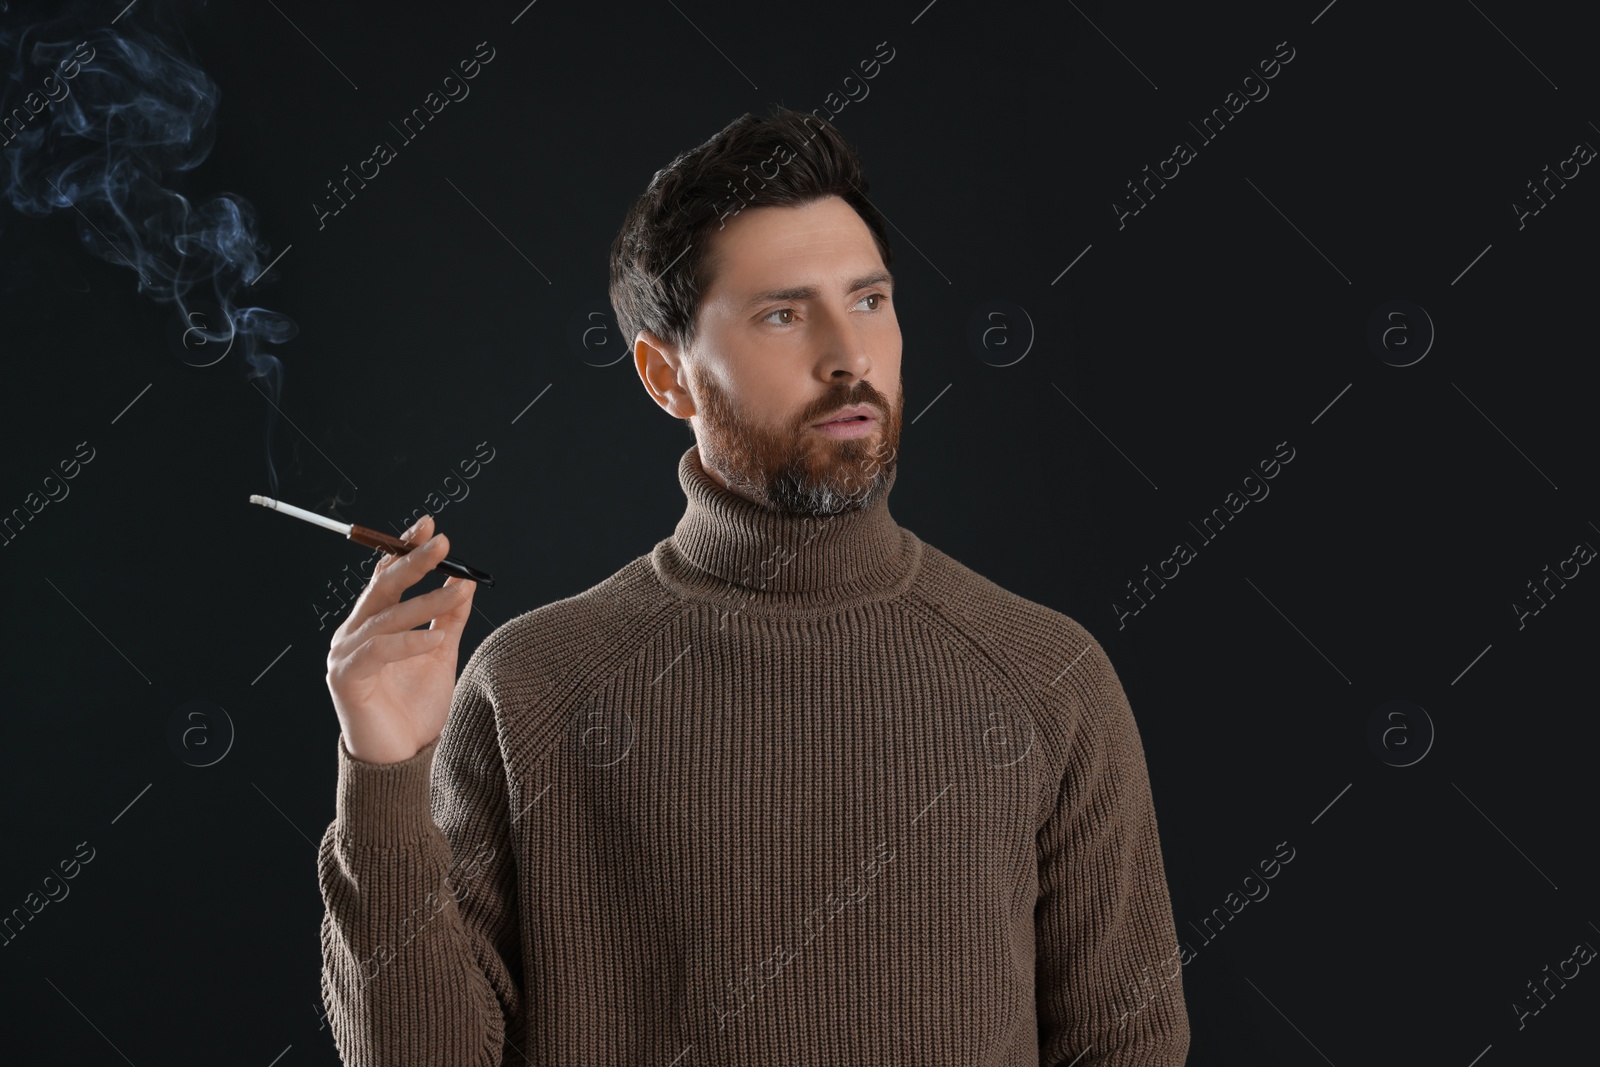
[{"x1": 317, "y1": 444, "x2": 1190, "y2": 1065}]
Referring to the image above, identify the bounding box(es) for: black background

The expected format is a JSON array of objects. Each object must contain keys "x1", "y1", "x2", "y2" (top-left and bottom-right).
[{"x1": 2, "y1": 0, "x2": 1595, "y2": 1063}]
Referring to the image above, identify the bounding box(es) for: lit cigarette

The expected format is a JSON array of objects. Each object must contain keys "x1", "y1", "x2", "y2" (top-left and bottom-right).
[{"x1": 249, "y1": 494, "x2": 495, "y2": 587}]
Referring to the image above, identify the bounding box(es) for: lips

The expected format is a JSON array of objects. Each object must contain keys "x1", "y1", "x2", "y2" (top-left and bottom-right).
[{"x1": 814, "y1": 404, "x2": 877, "y2": 427}]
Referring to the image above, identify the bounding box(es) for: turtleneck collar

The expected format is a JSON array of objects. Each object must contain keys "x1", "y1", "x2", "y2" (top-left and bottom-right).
[{"x1": 650, "y1": 444, "x2": 923, "y2": 616}]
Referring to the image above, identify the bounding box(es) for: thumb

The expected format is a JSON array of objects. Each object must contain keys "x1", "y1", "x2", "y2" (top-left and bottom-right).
[{"x1": 435, "y1": 575, "x2": 477, "y2": 630}]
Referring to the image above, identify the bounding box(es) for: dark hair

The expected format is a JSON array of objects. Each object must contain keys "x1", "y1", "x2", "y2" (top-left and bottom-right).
[{"x1": 607, "y1": 104, "x2": 893, "y2": 356}]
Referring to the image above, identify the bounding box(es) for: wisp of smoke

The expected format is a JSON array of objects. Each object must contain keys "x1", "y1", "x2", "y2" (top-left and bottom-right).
[{"x1": 1, "y1": 0, "x2": 296, "y2": 494}]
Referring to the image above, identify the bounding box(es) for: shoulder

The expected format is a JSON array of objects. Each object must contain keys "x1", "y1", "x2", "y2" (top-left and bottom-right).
[
  {"x1": 902, "y1": 539, "x2": 1116, "y2": 702},
  {"x1": 905, "y1": 542, "x2": 1149, "y2": 825},
  {"x1": 461, "y1": 553, "x2": 683, "y2": 720}
]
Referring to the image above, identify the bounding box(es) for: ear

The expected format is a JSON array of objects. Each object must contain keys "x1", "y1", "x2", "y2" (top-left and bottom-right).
[{"x1": 634, "y1": 330, "x2": 696, "y2": 419}]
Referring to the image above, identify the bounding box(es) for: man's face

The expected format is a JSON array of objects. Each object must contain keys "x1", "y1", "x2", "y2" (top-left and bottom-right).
[{"x1": 635, "y1": 194, "x2": 903, "y2": 517}]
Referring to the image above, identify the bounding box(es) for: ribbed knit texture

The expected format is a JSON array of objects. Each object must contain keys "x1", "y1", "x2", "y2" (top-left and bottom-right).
[{"x1": 318, "y1": 444, "x2": 1190, "y2": 1065}]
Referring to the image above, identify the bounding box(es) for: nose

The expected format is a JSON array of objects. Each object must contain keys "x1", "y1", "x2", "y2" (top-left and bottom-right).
[{"x1": 814, "y1": 303, "x2": 873, "y2": 384}]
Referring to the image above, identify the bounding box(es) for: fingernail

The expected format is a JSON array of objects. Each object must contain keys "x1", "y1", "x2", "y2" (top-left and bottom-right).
[{"x1": 403, "y1": 514, "x2": 429, "y2": 539}]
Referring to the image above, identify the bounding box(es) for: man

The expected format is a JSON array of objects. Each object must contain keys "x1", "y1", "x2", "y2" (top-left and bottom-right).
[{"x1": 320, "y1": 104, "x2": 1190, "y2": 1065}]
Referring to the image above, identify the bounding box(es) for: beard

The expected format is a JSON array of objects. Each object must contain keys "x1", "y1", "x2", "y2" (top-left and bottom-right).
[{"x1": 688, "y1": 362, "x2": 903, "y2": 517}]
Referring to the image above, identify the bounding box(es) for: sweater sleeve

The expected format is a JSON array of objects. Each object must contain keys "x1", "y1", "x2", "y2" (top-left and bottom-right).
[
  {"x1": 1035, "y1": 637, "x2": 1189, "y2": 1066},
  {"x1": 317, "y1": 649, "x2": 526, "y2": 1065}
]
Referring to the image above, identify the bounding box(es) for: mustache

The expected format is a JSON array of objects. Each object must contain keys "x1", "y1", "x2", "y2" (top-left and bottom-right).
[{"x1": 807, "y1": 384, "x2": 890, "y2": 424}]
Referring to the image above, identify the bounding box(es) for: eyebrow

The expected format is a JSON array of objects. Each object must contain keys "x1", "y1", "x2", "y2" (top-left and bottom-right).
[{"x1": 741, "y1": 270, "x2": 895, "y2": 312}]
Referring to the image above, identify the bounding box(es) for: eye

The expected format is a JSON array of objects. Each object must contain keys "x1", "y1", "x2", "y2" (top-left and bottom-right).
[{"x1": 761, "y1": 292, "x2": 888, "y2": 326}]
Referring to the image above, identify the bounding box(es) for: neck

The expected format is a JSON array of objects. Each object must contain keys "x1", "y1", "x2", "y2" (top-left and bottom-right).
[{"x1": 650, "y1": 444, "x2": 922, "y2": 615}]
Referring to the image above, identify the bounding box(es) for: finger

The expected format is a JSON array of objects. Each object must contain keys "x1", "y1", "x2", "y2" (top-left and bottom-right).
[
  {"x1": 344, "y1": 515, "x2": 431, "y2": 623},
  {"x1": 406, "y1": 531, "x2": 448, "y2": 575},
  {"x1": 358, "y1": 579, "x2": 469, "y2": 638},
  {"x1": 351, "y1": 528, "x2": 448, "y2": 629},
  {"x1": 374, "y1": 518, "x2": 437, "y2": 583},
  {"x1": 429, "y1": 575, "x2": 477, "y2": 633},
  {"x1": 392, "y1": 514, "x2": 436, "y2": 558},
  {"x1": 337, "y1": 627, "x2": 451, "y2": 680}
]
